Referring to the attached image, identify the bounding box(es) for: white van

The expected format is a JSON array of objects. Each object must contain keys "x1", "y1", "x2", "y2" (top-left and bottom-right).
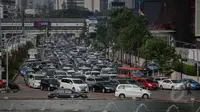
[
  {"x1": 115, "y1": 84, "x2": 152, "y2": 99},
  {"x1": 28, "y1": 73, "x2": 44, "y2": 89},
  {"x1": 60, "y1": 78, "x2": 88, "y2": 92}
]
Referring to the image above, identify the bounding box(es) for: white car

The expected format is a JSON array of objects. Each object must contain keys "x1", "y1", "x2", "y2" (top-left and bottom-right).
[
  {"x1": 115, "y1": 84, "x2": 152, "y2": 99},
  {"x1": 60, "y1": 78, "x2": 89, "y2": 92},
  {"x1": 159, "y1": 79, "x2": 185, "y2": 90},
  {"x1": 154, "y1": 77, "x2": 168, "y2": 83}
]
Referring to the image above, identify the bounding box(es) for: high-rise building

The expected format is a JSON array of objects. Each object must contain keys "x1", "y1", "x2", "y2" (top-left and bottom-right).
[
  {"x1": 100, "y1": 0, "x2": 108, "y2": 11},
  {"x1": 84, "y1": 0, "x2": 100, "y2": 12},
  {"x1": 55, "y1": 0, "x2": 84, "y2": 10},
  {"x1": 15, "y1": 0, "x2": 28, "y2": 11},
  {"x1": 0, "y1": 0, "x2": 16, "y2": 18}
]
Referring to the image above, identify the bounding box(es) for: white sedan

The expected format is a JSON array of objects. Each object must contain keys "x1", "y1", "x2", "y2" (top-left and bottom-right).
[{"x1": 159, "y1": 79, "x2": 185, "y2": 90}]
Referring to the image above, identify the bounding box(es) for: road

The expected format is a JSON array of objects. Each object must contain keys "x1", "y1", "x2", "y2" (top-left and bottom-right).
[{"x1": 0, "y1": 75, "x2": 200, "y2": 102}]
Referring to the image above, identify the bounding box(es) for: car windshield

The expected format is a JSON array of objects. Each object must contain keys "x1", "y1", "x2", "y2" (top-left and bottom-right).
[
  {"x1": 190, "y1": 80, "x2": 198, "y2": 83},
  {"x1": 102, "y1": 82, "x2": 112, "y2": 86},
  {"x1": 56, "y1": 72, "x2": 66, "y2": 75},
  {"x1": 148, "y1": 63, "x2": 157, "y2": 67},
  {"x1": 35, "y1": 76, "x2": 44, "y2": 80},
  {"x1": 57, "y1": 76, "x2": 66, "y2": 80},
  {"x1": 132, "y1": 70, "x2": 143, "y2": 77},
  {"x1": 95, "y1": 78, "x2": 104, "y2": 82},
  {"x1": 172, "y1": 80, "x2": 179, "y2": 83},
  {"x1": 73, "y1": 80, "x2": 84, "y2": 84},
  {"x1": 91, "y1": 72, "x2": 100, "y2": 76},
  {"x1": 118, "y1": 80, "x2": 130, "y2": 84},
  {"x1": 49, "y1": 79, "x2": 59, "y2": 84},
  {"x1": 101, "y1": 69, "x2": 112, "y2": 74},
  {"x1": 161, "y1": 78, "x2": 168, "y2": 80},
  {"x1": 146, "y1": 79, "x2": 154, "y2": 83},
  {"x1": 101, "y1": 77, "x2": 110, "y2": 81}
]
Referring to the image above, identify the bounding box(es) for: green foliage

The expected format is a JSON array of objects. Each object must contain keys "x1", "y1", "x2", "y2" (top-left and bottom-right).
[
  {"x1": 173, "y1": 60, "x2": 199, "y2": 76},
  {"x1": 96, "y1": 8, "x2": 150, "y2": 55},
  {"x1": 139, "y1": 37, "x2": 177, "y2": 74},
  {"x1": 2, "y1": 42, "x2": 34, "y2": 80}
]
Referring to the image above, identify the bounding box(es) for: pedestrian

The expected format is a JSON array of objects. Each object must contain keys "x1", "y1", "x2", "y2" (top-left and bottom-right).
[{"x1": 187, "y1": 80, "x2": 192, "y2": 95}]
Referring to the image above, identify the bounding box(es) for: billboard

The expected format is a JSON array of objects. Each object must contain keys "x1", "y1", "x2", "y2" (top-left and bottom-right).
[
  {"x1": 195, "y1": 0, "x2": 200, "y2": 36},
  {"x1": 34, "y1": 21, "x2": 51, "y2": 28}
]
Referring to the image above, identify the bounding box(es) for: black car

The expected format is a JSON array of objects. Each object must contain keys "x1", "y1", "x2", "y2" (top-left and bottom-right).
[
  {"x1": 91, "y1": 82, "x2": 116, "y2": 93},
  {"x1": 109, "y1": 79, "x2": 144, "y2": 88},
  {"x1": 40, "y1": 78, "x2": 60, "y2": 91},
  {"x1": 48, "y1": 88, "x2": 88, "y2": 99}
]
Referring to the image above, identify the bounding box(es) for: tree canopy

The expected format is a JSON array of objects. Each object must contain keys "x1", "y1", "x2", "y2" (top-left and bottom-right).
[
  {"x1": 96, "y1": 8, "x2": 150, "y2": 54},
  {"x1": 95, "y1": 8, "x2": 177, "y2": 75},
  {"x1": 139, "y1": 37, "x2": 177, "y2": 74}
]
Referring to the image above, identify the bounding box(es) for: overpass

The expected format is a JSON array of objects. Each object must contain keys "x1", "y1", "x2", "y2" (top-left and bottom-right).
[
  {"x1": 2, "y1": 29, "x2": 82, "y2": 36},
  {"x1": 1, "y1": 18, "x2": 85, "y2": 35}
]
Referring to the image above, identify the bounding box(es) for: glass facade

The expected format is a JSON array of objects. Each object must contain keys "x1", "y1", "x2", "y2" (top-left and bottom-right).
[
  {"x1": 100, "y1": 0, "x2": 108, "y2": 11},
  {"x1": 111, "y1": 2, "x2": 125, "y2": 9}
]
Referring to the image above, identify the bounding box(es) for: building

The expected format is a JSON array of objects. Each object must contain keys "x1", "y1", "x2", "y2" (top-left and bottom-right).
[
  {"x1": 84, "y1": 0, "x2": 100, "y2": 12},
  {"x1": 15, "y1": 0, "x2": 28, "y2": 11},
  {"x1": 100, "y1": 0, "x2": 108, "y2": 11},
  {"x1": 55, "y1": 0, "x2": 84, "y2": 10},
  {"x1": 108, "y1": 0, "x2": 125, "y2": 10},
  {"x1": 195, "y1": 0, "x2": 200, "y2": 39},
  {"x1": 0, "y1": 0, "x2": 16, "y2": 18},
  {"x1": 74, "y1": 0, "x2": 84, "y2": 7},
  {"x1": 107, "y1": 0, "x2": 135, "y2": 10}
]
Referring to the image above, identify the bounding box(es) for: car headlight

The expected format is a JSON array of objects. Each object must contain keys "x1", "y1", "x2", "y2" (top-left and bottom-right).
[{"x1": 148, "y1": 84, "x2": 152, "y2": 86}]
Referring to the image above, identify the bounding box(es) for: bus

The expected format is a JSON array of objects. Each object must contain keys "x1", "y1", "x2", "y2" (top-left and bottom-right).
[{"x1": 117, "y1": 66, "x2": 144, "y2": 80}]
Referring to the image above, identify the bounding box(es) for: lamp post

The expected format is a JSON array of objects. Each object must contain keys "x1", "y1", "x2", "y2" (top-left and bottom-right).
[{"x1": 6, "y1": 35, "x2": 22, "y2": 92}]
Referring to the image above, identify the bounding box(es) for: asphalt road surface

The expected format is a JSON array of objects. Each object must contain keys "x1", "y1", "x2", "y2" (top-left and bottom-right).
[{"x1": 1, "y1": 75, "x2": 199, "y2": 102}]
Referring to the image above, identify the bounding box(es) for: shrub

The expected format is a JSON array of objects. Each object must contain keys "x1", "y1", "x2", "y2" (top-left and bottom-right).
[{"x1": 173, "y1": 60, "x2": 199, "y2": 76}]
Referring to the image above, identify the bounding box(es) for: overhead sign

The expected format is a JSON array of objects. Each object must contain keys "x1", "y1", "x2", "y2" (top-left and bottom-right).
[{"x1": 34, "y1": 21, "x2": 51, "y2": 27}]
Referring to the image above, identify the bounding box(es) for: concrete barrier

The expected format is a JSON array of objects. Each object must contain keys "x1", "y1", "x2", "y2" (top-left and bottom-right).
[
  {"x1": 171, "y1": 71, "x2": 199, "y2": 83},
  {"x1": 0, "y1": 100, "x2": 198, "y2": 112}
]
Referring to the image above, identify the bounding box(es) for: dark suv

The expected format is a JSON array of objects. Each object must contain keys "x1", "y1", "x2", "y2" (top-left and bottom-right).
[
  {"x1": 40, "y1": 78, "x2": 60, "y2": 91},
  {"x1": 48, "y1": 88, "x2": 88, "y2": 99}
]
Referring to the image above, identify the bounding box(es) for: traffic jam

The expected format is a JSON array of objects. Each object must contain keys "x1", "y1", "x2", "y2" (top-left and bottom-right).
[{"x1": 18, "y1": 34, "x2": 200, "y2": 99}]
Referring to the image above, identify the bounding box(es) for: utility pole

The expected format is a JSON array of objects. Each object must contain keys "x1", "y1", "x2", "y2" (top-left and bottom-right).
[
  {"x1": 0, "y1": 0, "x2": 2, "y2": 50},
  {"x1": 21, "y1": 0, "x2": 25, "y2": 37}
]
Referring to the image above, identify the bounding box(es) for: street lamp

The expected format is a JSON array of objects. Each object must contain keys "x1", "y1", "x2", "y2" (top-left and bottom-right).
[{"x1": 6, "y1": 35, "x2": 22, "y2": 92}]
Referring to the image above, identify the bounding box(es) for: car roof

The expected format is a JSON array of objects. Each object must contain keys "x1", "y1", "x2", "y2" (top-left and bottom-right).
[{"x1": 62, "y1": 78, "x2": 82, "y2": 80}]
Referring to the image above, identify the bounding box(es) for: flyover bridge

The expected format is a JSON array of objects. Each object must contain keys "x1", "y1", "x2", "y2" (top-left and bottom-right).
[{"x1": 1, "y1": 18, "x2": 85, "y2": 35}]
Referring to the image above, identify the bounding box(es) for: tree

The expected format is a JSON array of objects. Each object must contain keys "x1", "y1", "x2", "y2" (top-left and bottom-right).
[
  {"x1": 139, "y1": 37, "x2": 177, "y2": 75},
  {"x1": 107, "y1": 8, "x2": 150, "y2": 63}
]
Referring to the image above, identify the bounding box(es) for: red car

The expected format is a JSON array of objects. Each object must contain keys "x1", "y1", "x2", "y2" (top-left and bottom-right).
[
  {"x1": 136, "y1": 78, "x2": 158, "y2": 90},
  {"x1": 0, "y1": 80, "x2": 3, "y2": 88}
]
